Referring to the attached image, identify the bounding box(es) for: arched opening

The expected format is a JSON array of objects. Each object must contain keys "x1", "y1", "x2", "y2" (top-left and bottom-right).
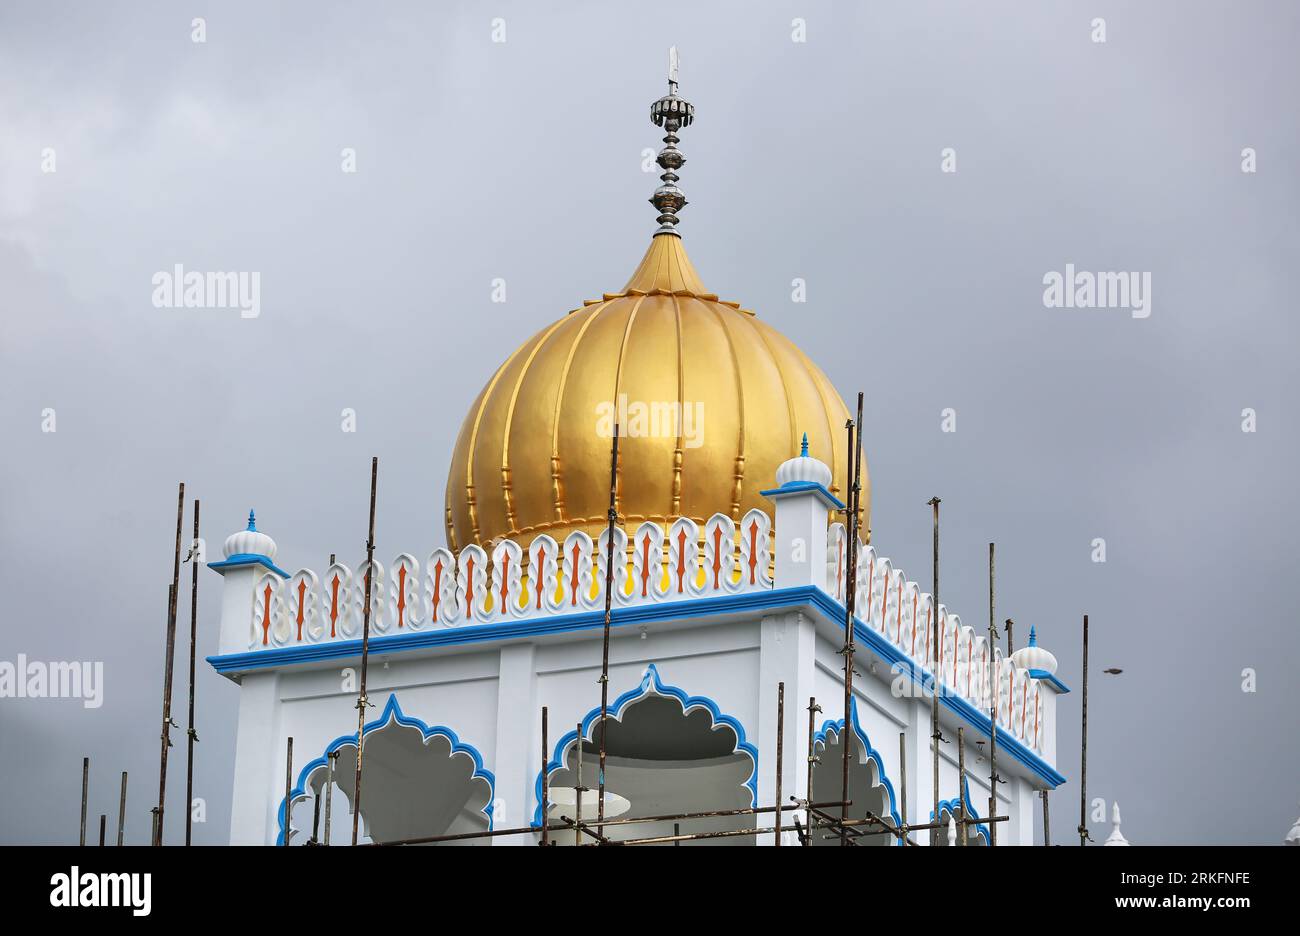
[
  {"x1": 809, "y1": 704, "x2": 900, "y2": 847},
  {"x1": 279, "y1": 695, "x2": 493, "y2": 845},
  {"x1": 931, "y1": 783, "x2": 989, "y2": 846},
  {"x1": 537, "y1": 665, "x2": 758, "y2": 845}
]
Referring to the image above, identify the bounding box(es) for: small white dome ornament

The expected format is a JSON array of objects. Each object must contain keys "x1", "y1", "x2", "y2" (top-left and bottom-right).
[
  {"x1": 1285, "y1": 812, "x2": 1300, "y2": 846},
  {"x1": 775, "y1": 433, "x2": 833, "y2": 490},
  {"x1": 223, "y1": 509, "x2": 278, "y2": 561},
  {"x1": 1011, "y1": 626, "x2": 1059, "y2": 677},
  {"x1": 1103, "y1": 802, "x2": 1130, "y2": 846}
]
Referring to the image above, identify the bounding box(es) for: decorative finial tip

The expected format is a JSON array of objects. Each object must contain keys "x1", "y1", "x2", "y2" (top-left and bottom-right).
[
  {"x1": 648, "y1": 48, "x2": 693, "y2": 236},
  {"x1": 247, "y1": 509, "x2": 257, "y2": 532},
  {"x1": 1028, "y1": 626, "x2": 1038, "y2": 646},
  {"x1": 800, "y1": 433, "x2": 809, "y2": 457}
]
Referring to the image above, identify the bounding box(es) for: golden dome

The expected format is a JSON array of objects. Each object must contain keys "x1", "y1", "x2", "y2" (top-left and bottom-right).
[{"x1": 444, "y1": 232, "x2": 868, "y2": 551}]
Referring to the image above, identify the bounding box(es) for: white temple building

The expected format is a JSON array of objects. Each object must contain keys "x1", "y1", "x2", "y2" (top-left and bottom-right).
[{"x1": 206, "y1": 62, "x2": 1067, "y2": 846}]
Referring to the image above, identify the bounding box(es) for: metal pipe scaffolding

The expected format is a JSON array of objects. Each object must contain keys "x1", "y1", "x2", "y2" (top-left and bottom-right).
[
  {"x1": 840, "y1": 393, "x2": 864, "y2": 846},
  {"x1": 540, "y1": 706, "x2": 550, "y2": 846},
  {"x1": 804, "y1": 695, "x2": 820, "y2": 847},
  {"x1": 323, "y1": 752, "x2": 336, "y2": 846},
  {"x1": 775, "y1": 681, "x2": 784, "y2": 846},
  {"x1": 154, "y1": 483, "x2": 185, "y2": 845},
  {"x1": 283, "y1": 736, "x2": 293, "y2": 847},
  {"x1": 79, "y1": 757, "x2": 88, "y2": 846},
  {"x1": 596, "y1": 425, "x2": 620, "y2": 837},
  {"x1": 988, "y1": 542, "x2": 999, "y2": 846},
  {"x1": 928, "y1": 495, "x2": 942, "y2": 844},
  {"x1": 116, "y1": 771, "x2": 127, "y2": 846},
  {"x1": 185, "y1": 498, "x2": 200, "y2": 846},
  {"x1": 957, "y1": 726, "x2": 967, "y2": 846},
  {"x1": 1079, "y1": 612, "x2": 1090, "y2": 846},
  {"x1": 351, "y1": 457, "x2": 378, "y2": 846}
]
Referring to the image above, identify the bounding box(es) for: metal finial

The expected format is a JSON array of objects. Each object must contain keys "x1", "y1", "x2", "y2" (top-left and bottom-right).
[
  {"x1": 1028, "y1": 626, "x2": 1038, "y2": 647},
  {"x1": 649, "y1": 46, "x2": 694, "y2": 236},
  {"x1": 800, "y1": 433, "x2": 809, "y2": 457},
  {"x1": 247, "y1": 509, "x2": 257, "y2": 532}
]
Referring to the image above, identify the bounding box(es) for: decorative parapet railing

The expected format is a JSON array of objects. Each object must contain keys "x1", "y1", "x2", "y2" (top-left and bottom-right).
[
  {"x1": 234, "y1": 508, "x2": 1043, "y2": 757},
  {"x1": 247, "y1": 510, "x2": 774, "y2": 650},
  {"x1": 826, "y1": 524, "x2": 1045, "y2": 755}
]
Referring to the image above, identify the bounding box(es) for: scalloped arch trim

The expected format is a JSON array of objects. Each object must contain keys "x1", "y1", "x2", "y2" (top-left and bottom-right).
[
  {"x1": 275, "y1": 693, "x2": 495, "y2": 845},
  {"x1": 530, "y1": 663, "x2": 758, "y2": 827}
]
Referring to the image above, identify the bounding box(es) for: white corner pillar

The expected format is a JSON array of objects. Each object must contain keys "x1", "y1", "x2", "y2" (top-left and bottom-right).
[
  {"x1": 491, "y1": 642, "x2": 537, "y2": 844},
  {"x1": 227, "y1": 669, "x2": 281, "y2": 844},
  {"x1": 907, "y1": 694, "x2": 938, "y2": 845},
  {"x1": 756, "y1": 610, "x2": 816, "y2": 845}
]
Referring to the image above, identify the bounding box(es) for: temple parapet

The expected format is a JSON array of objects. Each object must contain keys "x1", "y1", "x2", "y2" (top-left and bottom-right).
[
  {"x1": 825, "y1": 523, "x2": 1055, "y2": 757},
  {"x1": 226, "y1": 510, "x2": 774, "y2": 651},
  {"x1": 210, "y1": 509, "x2": 1053, "y2": 759}
]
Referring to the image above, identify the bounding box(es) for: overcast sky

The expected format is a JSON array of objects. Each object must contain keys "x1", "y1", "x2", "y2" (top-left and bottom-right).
[{"x1": 1, "y1": 1, "x2": 1297, "y2": 845}]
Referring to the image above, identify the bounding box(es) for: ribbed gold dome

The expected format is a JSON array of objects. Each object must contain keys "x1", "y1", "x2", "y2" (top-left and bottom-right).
[{"x1": 444, "y1": 233, "x2": 867, "y2": 551}]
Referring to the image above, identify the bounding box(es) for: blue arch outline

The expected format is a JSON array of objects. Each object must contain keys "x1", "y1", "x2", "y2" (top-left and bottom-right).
[
  {"x1": 275, "y1": 692, "x2": 495, "y2": 845},
  {"x1": 812, "y1": 697, "x2": 904, "y2": 846},
  {"x1": 530, "y1": 663, "x2": 759, "y2": 828},
  {"x1": 930, "y1": 775, "x2": 990, "y2": 845}
]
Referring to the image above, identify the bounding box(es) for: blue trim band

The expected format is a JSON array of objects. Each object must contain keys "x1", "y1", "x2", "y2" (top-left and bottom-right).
[
  {"x1": 208, "y1": 585, "x2": 1065, "y2": 789},
  {"x1": 274, "y1": 692, "x2": 494, "y2": 845},
  {"x1": 208, "y1": 588, "x2": 810, "y2": 674},
  {"x1": 760, "y1": 481, "x2": 845, "y2": 510},
  {"x1": 1030, "y1": 670, "x2": 1071, "y2": 694},
  {"x1": 208, "y1": 554, "x2": 289, "y2": 578},
  {"x1": 528, "y1": 663, "x2": 759, "y2": 829}
]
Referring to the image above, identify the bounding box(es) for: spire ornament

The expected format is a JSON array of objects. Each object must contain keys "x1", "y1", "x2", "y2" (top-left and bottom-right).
[{"x1": 649, "y1": 46, "x2": 694, "y2": 236}]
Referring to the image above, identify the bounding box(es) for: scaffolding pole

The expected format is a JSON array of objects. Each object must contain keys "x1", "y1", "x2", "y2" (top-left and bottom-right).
[
  {"x1": 155, "y1": 483, "x2": 185, "y2": 845},
  {"x1": 323, "y1": 752, "x2": 335, "y2": 846},
  {"x1": 185, "y1": 498, "x2": 200, "y2": 846},
  {"x1": 351, "y1": 457, "x2": 378, "y2": 846},
  {"x1": 928, "y1": 495, "x2": 941, "y2": 844},
  {"x1": 804, "y1": 696, "x2": 820, "y2": 847},
  {"x1": 957, "y1": 726, "x2": 967, "y2": 846},
  {"x1": 840, "y1": 395, "x2": 864, "y2": 846},
  {"x1": 1079, "y1": 612, "x2": 1089, "y2": 846},
  {"x1": 79, "y1": 757, "x2": 88, "y2": 846},
  {"x1": 596, "y1": 425, "x2": 620, "y2": 838},
  {"x1": 283, "y1": 736, "x2": 293, "y2": 847},
  {"x1": 775, "y1": 681, "x2": 785, "y2": 846},
  {"x1": 117, "y1": 771, "x2": 127, "y2": 846},
  {"x1": 988, "y1": 542, "x2": 999, "y2": 846},
  {"x1": 540, "y1": 706, "x2": 550, "y2": 846},
  {"x1": 899, "y1": 731, "x2": 908, "y2": 838},
  {"x1": 574, "y1": 722, "x2": 584, "y2": 848}
]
